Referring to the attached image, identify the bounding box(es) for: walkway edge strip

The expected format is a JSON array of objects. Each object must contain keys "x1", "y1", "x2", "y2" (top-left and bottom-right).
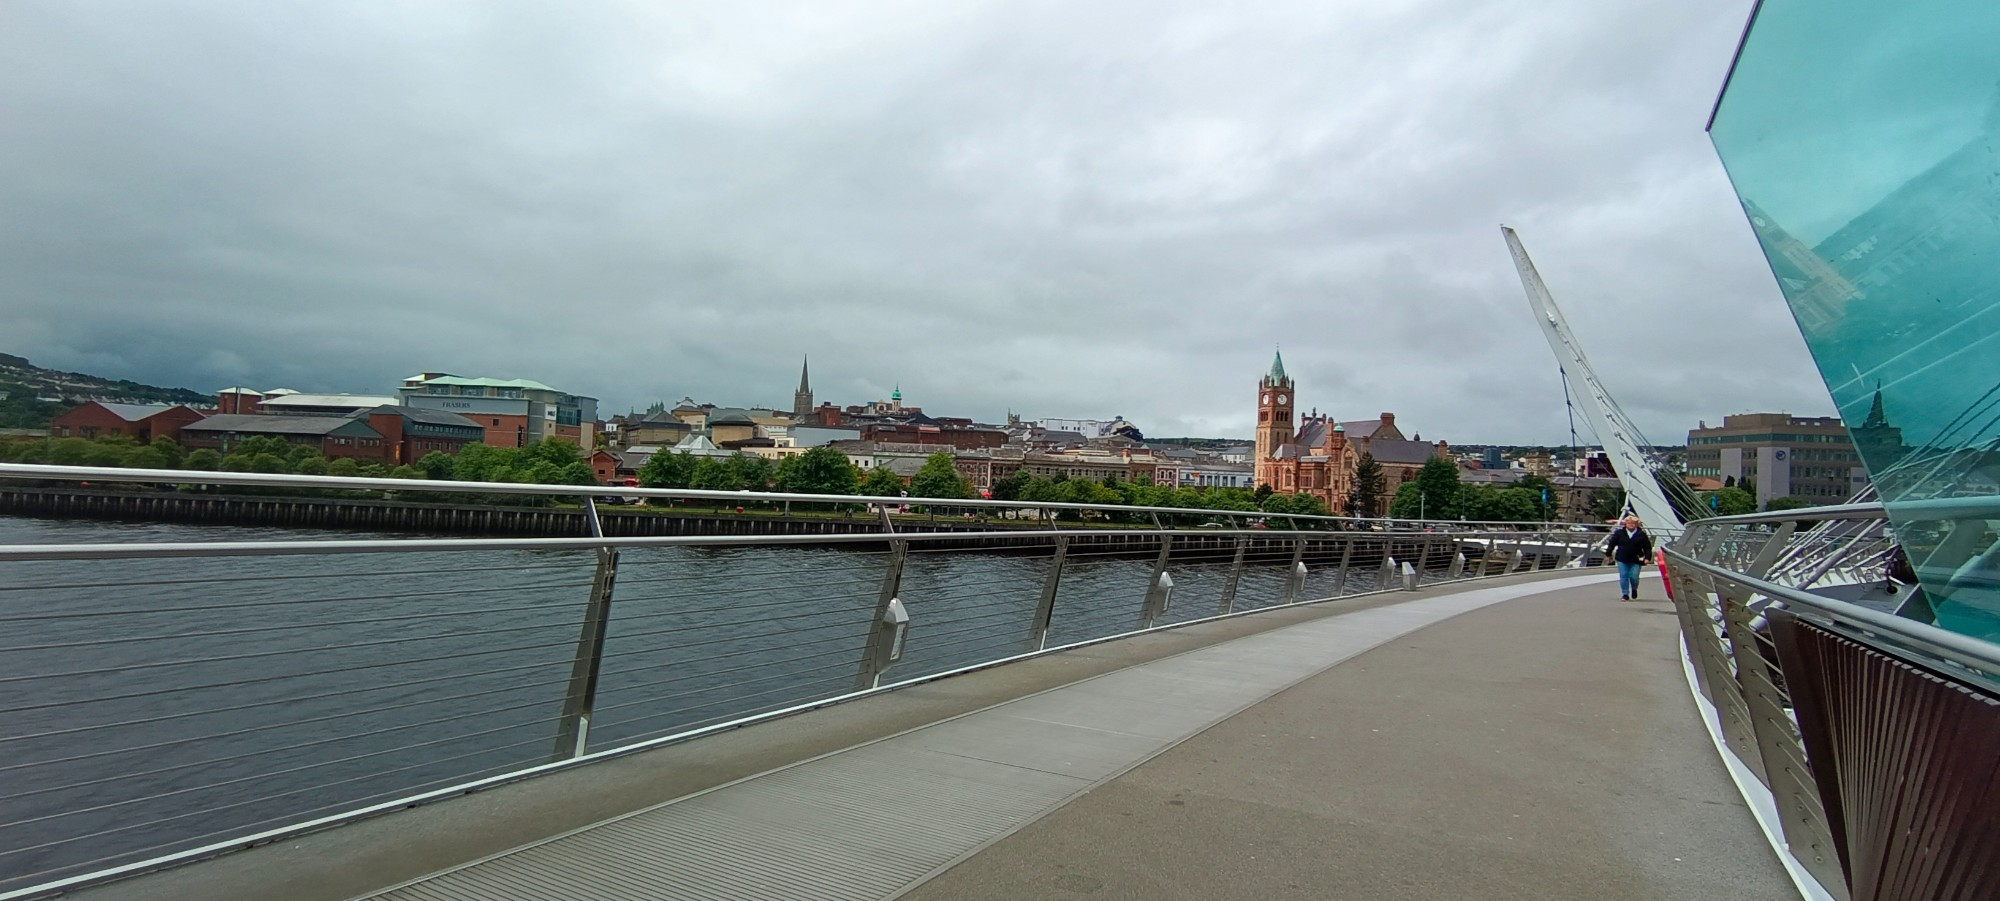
[{"x1": 1676, "y1": 639, "x2": 1835, "y2": 901}]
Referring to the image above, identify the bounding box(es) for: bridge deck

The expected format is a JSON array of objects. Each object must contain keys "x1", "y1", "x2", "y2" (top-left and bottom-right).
[{"x1": 69, "y1": 571, "x2": 1789, "y2": 901}]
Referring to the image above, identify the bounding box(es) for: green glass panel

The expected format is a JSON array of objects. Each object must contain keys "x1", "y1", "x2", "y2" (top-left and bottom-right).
[{"x1": 1710, "y1": 0, "x2": 2000, "y2": 639}]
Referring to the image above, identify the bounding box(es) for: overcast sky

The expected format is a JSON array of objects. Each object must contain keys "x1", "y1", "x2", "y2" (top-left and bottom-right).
[{"x1": 0, "y1": 0, "x2": 1831, "y2": 444}]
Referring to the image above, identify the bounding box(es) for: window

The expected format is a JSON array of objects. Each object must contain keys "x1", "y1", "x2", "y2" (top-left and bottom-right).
[
  {"x1": 427, "y1": 384, "x2": 451, "y2": 395},
  {"x1": 460, "y1": 387, "x2": 485, "y2": 398},
  {"x1": 499, "y1": 388, "x2": 523, "y2": 399}
]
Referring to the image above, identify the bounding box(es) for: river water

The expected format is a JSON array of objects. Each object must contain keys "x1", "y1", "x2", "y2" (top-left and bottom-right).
[{"x1": 0, "y1": 515, "x2": 1390, "y2": 892}]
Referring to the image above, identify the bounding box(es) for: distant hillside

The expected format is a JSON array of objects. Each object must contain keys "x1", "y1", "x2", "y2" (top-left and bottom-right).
[{"x1": 0, "y1": 353, "x2": 213, "y2": 429}]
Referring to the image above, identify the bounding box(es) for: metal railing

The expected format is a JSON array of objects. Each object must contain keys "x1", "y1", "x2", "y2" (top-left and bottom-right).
[
  {"x1": 0, "y1": 464, "x2": 1606, "y2": 898},
  {"x1": 1663, "y1": 502, "x2": 2000, "y2": 901}
]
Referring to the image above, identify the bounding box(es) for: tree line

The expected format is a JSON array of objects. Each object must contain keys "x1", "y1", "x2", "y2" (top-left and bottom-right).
[{"x1": 0, "y1": 434, "x2": 598, "y2": 487}]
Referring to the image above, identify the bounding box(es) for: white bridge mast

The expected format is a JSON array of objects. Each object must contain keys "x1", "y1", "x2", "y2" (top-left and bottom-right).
[{"x1": 1503, "y1": 226, "x2": 1685, "y2": 534}]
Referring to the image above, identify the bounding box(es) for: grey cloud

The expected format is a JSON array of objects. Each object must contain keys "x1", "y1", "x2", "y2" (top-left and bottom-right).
[{"x1": 0, "y1": 0, "x2": 1832, "y2": 444}]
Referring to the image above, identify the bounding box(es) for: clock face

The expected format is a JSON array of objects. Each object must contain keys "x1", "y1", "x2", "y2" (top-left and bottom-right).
[
  {"x1": 1263, "y1": 393, "x2": 1271, "y2": 404},
  {"x1": 1277, "y1": 394, "x2": 1288, "y2": 405}
]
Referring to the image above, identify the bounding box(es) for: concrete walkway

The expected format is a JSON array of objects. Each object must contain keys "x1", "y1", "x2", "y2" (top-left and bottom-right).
[{"x1": 903, "y1": 578, "x2": 1790, "y2": 901}]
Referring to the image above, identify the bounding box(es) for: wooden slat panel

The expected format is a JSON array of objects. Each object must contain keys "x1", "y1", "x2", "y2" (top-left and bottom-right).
[{"x1": 1772, "y1": 613, "x2": 2000, "y2": 901}]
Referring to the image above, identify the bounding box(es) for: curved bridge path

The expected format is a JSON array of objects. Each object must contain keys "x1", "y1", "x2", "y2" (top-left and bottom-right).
[{"x1": 72, "y1": 570, "x2": 1791, "y2": 901}]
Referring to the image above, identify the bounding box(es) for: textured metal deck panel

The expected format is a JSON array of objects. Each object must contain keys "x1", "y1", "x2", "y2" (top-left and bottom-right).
[{"x1": 366, "y1": 574, "x2": 1607, "y2": 901}]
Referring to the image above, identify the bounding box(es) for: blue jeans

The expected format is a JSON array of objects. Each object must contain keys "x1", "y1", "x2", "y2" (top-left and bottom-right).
[{"x1": 1617, "y1": 561, "x2": 1643, "y2": 598}]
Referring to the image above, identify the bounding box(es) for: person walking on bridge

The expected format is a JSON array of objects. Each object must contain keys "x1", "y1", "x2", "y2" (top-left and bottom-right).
[{"x1": 1605, "y1": 515, "x2": 1654, "y2": 601}]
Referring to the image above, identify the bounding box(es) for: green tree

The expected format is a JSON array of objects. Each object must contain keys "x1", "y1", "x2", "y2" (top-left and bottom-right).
[
  {"x1": 451, "y1": 443, "x2": 515, "y2": 483},
  {"x1": 229, "y1": 435, "x2": 293, "y2": 460},
  {"x1": 326, "y1": 457, "x2": 361, "y2": 478},
  {"x1": 1389, "y1": 457, "x2": 1463, "y2": 520},
  {"x1": 416, "y1": 451, "x2": 455, "y2": 481},
  {"x1": 285, "y1": 443, "x2": 322, "y2": 470},
  {"x1": 729, "y1": 453, "x2": 776, "y2": 491},
  {"x1": 1253, "y1": 483, "x2": 1275, "y2": 505},
  {"x1": 45, "y1": 438, "x2": 91, "y2": 466},
  {"x1": 909, "y1": 453, "x2": 972, "y2": 499},
  {"x1": 1701, "y1": 486, "x2": 1757, "y2": 516},
  {"x1": 776, "y1": 446, "x2": 861, "y2": 495},
  {"x1": 1466, "y1": 486, "x2": 1540, "y2": 523},
  {"x1": 295, "y1": 455, "x2": 330, "y2": 476},
  {"x1": 1057, "y1": 476, "x2": 1118, "y2": 507},
  {"x1": 183, "y1": 448, "x2": 222, "y2": 471},
  {"x1": 1346, "y1": 453, "x2": 1386, "y2": 517},
  {"x1": 636, "y1": 451, "x2": 694, "y2": 489},
  {"x1": 246, "y1": 452, "x2": 289, "y2": 474},
  {"x1": 988, "y1": 468, "x2": 1031, "y2": 501},
  {"x1": 556, "y1": 461, "x2": 597, "y2": 485},
  {"x1": 1017, "y1": 474, "x2": 1059, "y2": 503},
  {"x1": 121, "y1": 443, "x2": 174, "y2": 470},
  {"x1": 84, "y1": 442, "x2": 127, "y2": 467},
  {"x1": 1764, "y1": 495, "x2": 1813, "y2": 512},
  {"x1": 1514, "y1": 473, "x2": 1555, "y2": 521},
  {"x1": 1587, "y1": 487, "x2": 1626, "y2": 522},
  {"x1": 860, "y1": 464, "x2": 906, "y2": 497},
  {"x1": 148, "y1": 436, "x2": 183, "y2": 468},
  {"x1": 690, "y1": 456, "x2": 744, "y2": 491}
]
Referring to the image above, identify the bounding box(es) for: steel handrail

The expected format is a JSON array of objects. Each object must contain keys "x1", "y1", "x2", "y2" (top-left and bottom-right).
[
  {"x1": 1663, "y1": 545, "x2": 2000, "y2": 678},
  {"x1": 0, "y1": 462, "x2": 1608, "y2": 532},
  {"x1": 0, "y1": 526, "x2": 1591, "y2": 562}
]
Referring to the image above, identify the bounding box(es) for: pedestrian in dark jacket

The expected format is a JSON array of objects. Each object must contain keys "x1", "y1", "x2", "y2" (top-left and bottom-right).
[{"x1": 1605, "y1": 515, "x2": 1654, "y2": 601}]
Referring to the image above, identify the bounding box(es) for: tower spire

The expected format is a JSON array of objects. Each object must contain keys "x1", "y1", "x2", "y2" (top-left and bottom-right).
[
  {"x1": 792, "y1": 355, "x2": 814, "y2": 418},
  {"x1": 1269, "y1": 346, "x2": 1287, "y2": 381}
]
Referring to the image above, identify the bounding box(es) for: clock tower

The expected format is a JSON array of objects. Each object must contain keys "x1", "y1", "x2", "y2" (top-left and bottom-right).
[{"x1": 1254, "y1": 349, "x2": 1295, "y2": 489}]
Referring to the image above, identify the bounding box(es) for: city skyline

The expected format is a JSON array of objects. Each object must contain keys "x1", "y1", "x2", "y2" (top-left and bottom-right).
[{"x1": 1, "y1": 1, "x2": 1834, "y2": 445}]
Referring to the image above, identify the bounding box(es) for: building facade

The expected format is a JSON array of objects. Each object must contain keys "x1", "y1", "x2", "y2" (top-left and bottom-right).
[
  {"x1": 1686, "y1": 413, "x2": 1867, "y2": 508},
  {"x1": 398, "y1": 373, "x2": 599, "y2": 448},
  {"x1": 49, "y1": 402, "x2": 206, "y2": 443},
  {"x1": 1249, "y1": 352, "x2": 1445, "y2": 515}
]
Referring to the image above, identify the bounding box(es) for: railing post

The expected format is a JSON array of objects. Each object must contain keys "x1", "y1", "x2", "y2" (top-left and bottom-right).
[
  {"x1": 1412, "y1": 534, "x2": 1435, "y2": 587},
  {"x1": 1027, "y1": 537, "x2": 1068, "y2": 650},
  {"x1": 1140, "y1": 534, "x2": 1174, "y2": 627},
  {"x1": 1333, "y1": 535, "x2": 1354, "y2": 597},
  {"x1": 1720, "y1": 597, "x2": 1845, "y2": 892},
  {"x1": 1280, "y1": 535, "x2": 1307, "y2": 604},
  {"x1": 1448, "y1": 549, "x2": 1465, "y2": 580},
  {"x1": 1219, "y1": 535, "x2": 1248, "y2": 614},
  {"x1": 855, "y1": 540, "x2": 909, "y2": 690},
  {"x1": 552, "y1": 498, "x2": 618, "y2": 761},
  {"x1": 1378, "y1": 551, "x2": 1396, "y2": 591},
  {"x1": 1744, "y1": 520, "x2": 1797, "y2": 580}
]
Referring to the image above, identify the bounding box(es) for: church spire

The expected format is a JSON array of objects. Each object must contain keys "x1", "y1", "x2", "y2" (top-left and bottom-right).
[
  {"x1": 1269, "y1": 346, "x2": 1287, "y2": 381},
  {"x1": 792, "y1": 355, "x2": 814, "y2": 418},
  {"x1": 1863, "y1": 380, "x2": 1889, "y2": 428}
]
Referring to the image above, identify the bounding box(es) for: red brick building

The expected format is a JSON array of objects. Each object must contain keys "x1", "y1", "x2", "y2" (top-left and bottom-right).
[
  {"x1": 178, "y1": 407, "x2": 483, "y2": 465},
  {"x1": 180, "y1": 415, "x2": 390, "y2": 461},
  {"x1": 1252, "y1": 352, "x2": 1447, "y2": 516},
  {"x1": 860, "y1": 422, "x2": 1007, "y2": 450},
  {"x1": 50, "y1": 402, "x2": 207, "y2": 443}
]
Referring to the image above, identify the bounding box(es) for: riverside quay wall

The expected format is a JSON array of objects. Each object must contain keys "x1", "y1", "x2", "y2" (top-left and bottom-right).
[{"x1": 0, "y1": 486, "x2": 1564, "y2": 570}]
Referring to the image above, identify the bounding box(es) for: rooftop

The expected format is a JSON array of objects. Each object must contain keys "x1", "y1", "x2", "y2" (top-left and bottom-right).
[
  {"x1": 401, "y1": 375, "x2": 559, "y2": 392},
  {"x1": 260, "y1": 393, "x2": 400, "y2": 409},
  {"x1": 182, "y1": 414, "x2": 378, "y2": 437},
  {"x1": 92, "y1": 402, "x2": 189, "y2": 421}
]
